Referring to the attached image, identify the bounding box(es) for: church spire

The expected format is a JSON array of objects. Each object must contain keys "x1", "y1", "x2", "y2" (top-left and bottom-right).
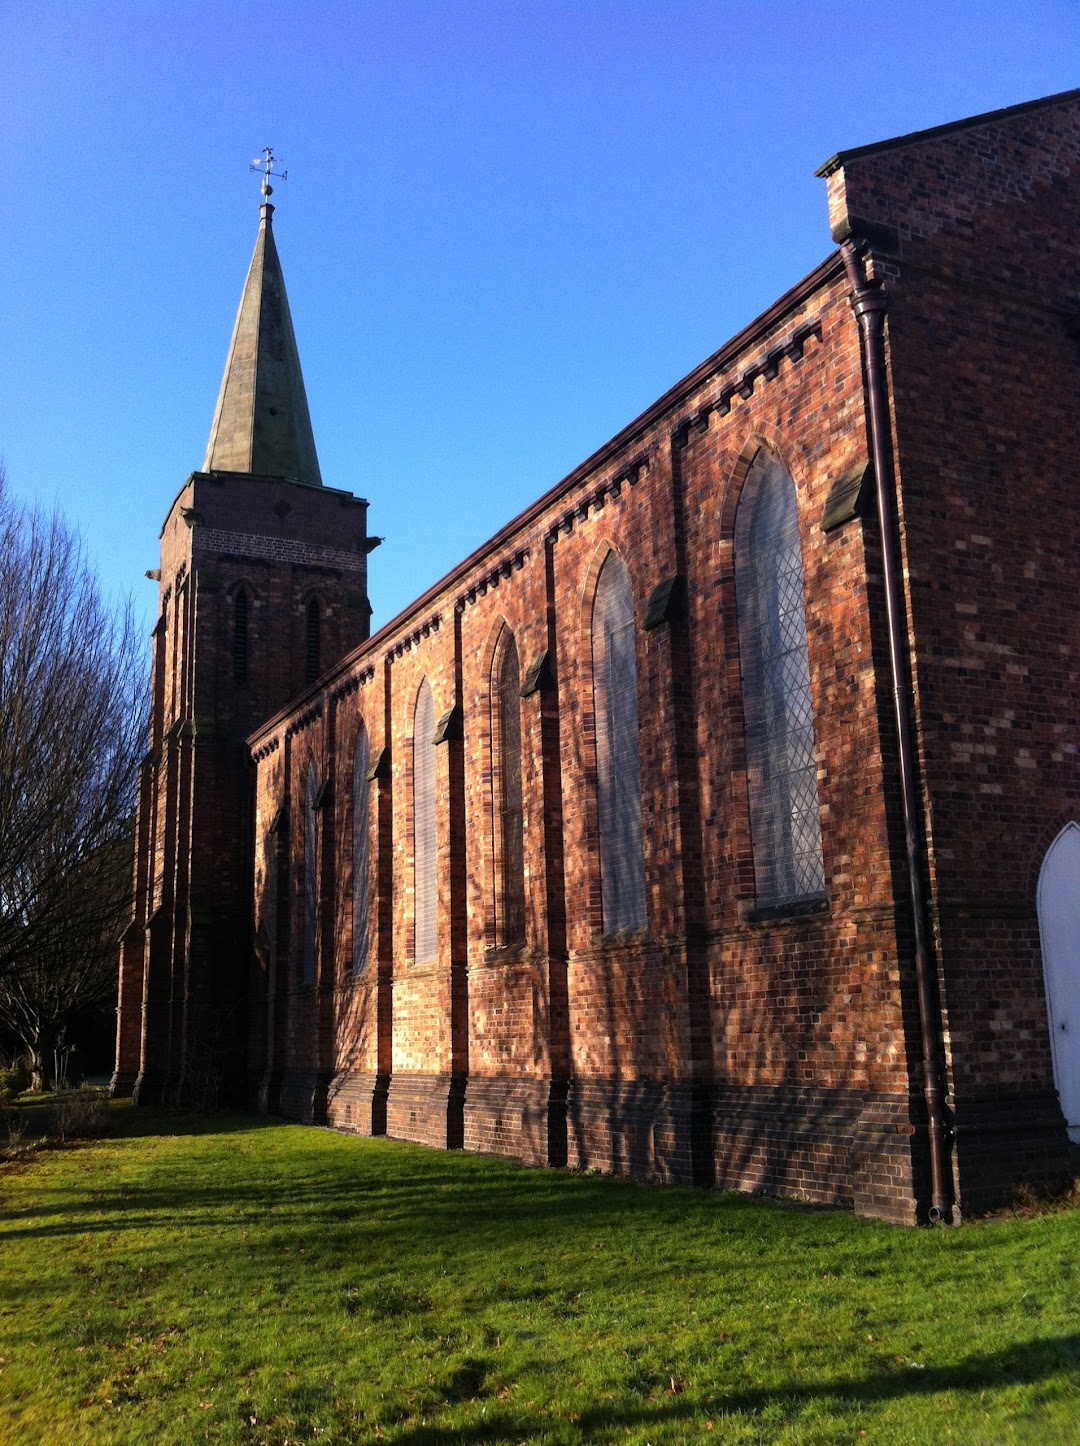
[{"x1": 203, "y1": 170, "x2": 323, "y2": 487}]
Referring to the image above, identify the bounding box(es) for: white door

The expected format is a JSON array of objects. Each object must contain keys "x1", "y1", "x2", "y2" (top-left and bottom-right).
[{"x1": 1037, "y1": 822, "x2": 1080, "y2": 1142}]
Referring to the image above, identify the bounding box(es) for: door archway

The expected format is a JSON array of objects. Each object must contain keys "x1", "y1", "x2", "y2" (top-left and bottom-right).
[{"x1": 1037, "y1": 822, "x2": 1080, "y2": 1142}]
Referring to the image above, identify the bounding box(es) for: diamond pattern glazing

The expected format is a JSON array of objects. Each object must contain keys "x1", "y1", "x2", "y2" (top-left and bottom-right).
[{"x1": 736, "y1": 453, "x2": 825, "y2": 905}]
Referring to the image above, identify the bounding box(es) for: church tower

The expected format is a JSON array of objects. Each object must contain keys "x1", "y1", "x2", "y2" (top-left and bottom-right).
[{"x1": 113, "y1": 176, "x2": 376, "y2": 1104}]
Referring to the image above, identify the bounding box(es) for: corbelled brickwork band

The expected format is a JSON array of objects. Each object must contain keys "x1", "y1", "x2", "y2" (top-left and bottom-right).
[
  {"x1": 118, "y1": 89, "x2": 1080, "y2": 1224},
  {"x1": 193, "y1": 526, "x2": 367, "y2": 575}
]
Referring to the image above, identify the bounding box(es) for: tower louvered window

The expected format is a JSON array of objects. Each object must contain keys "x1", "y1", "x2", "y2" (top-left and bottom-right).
[
  {"x1": 592, "y1": 554, "x2": 646, "y2": 933},
  {"x1": 233, "y1": 588, "x2": 248, "y2": 684},
  {"x1": 494, "y1": 631, "x2": 526, "y2": 946},
  {"x1": 352, "y1": 725, "x2": 370, "y2": 977},
  {"x1": 302, "y1": 760, "x2": 318, "y2": 984},
  {"x1": 413, "y1": 680, "x2": 437, "y2": 962},
  {"x1": 735, "y1": 451, "x2": 825, "y2": 906},
  {"x1": 306, "y1": 598, "x2": 321, "y2": 685}
]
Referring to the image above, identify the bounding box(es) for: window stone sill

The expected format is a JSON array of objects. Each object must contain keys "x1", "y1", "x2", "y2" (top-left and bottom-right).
[{"x1": 746, "y1": 894, "x2": 829, "y2": 925}]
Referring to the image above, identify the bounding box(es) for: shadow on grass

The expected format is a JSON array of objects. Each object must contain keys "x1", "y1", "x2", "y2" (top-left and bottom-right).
[
  {"x1": 376, "y1": 1334, "x2": 1080, "y2": 1444},
  {"x1": 3, "y1": 1098, "x2": 280, "y2": 1143},
  {"x1": 0, "y1": 1171, "x2": 695, "y2": 1239},
  {"x1": 104, "y1": 1104, "x2": 282, "y2": 1140},
  {"x1": 0, "y1": 1139, "x2": 802, "y2": 1254}
]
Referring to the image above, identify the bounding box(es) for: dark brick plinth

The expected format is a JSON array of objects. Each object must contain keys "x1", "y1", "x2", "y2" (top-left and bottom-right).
[
  {"x1": 709, "y1": 1085, "x2": 925, "y2": 1220},
  {"x1": 278, "y1": 1070, "x2": 332, "y2": 1124},
  {"x1": 566, "y1": 1079, "x2": 696, "y2": 1183},
  {"x1": 109, "y1": 1069, "x2": 139, "y2": 1100},
  {"x1": 951, "y1": 1089, "x2": 1072, "y2": 1219},
  {"x1": 131, "y1": 1070, "x2": 170, "y2": 1107},
  {"x1": 463, "y1": 1076, "x2": 565, "y2": 1165},
  {"x1": 386, "y1": 1072, "x2": 466, "y2": 1150},
  {"x1": 327, "y1": 1070, "x2": 389, "y2": 1136},
  {"x1": 256, "y1": 1070, "x2": 283, "y2": 1115}
]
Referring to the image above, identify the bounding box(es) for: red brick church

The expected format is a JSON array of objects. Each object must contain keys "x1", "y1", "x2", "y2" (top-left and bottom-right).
[{"x1": 113, "y1": 91, "x2": 1080, "y2": 1223}]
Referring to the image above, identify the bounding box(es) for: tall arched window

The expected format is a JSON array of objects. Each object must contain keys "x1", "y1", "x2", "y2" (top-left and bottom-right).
[
  {"x1": 493, "y1": 630, "x2": 525, "y2": 946},
  {"x1": 592, "y1": 553, "x2": 646, "y2": 933},
  {"x1": 413, "y1": 680, "x2": 437, "y2": 962},
  {"x1": 233, "y1": 587, "x2": 249, "y2": 684},
  {"x1": 735, "y1": 450, "x2": 825, "y2": 906},
  {"x1": 305, "y1": 598, "x2": 321, "y2": 685},
  {"x1": 352, "y1": 724, "x2": 370, "y2": 977},
  {"x1": 302, "y1": 759, "x2": 319, "y2": 984}
]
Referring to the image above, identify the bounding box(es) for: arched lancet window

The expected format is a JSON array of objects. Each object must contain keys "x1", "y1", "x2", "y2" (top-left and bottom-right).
[
  {"x1": 306, "y1": 598, "x2": 321, "y2": 686},
  {"x1": 352, "y1": 724, "x2": 370, "y2": 977},
  {"x1": 592, "y1": 553, "x2": 646, "y2": 933},
  {"x1": 233, "y1": 588, "x2": 249, "y2": 684},
  {"x1": 413, "y1": 680, "x2": 437, "y2": 962},
  {"x1": 493, "y1": 630, "x2": 525, "y2": 946},
  {"x1": 302, "y1": 759, "x2": 319, "y2": 984},
  {"x1": 735, "y1": 450, "x2": 825, "y2": 906}
]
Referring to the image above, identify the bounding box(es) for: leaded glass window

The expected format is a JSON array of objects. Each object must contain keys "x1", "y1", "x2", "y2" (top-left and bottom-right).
[
  {"x1": 302, "y1": 759, "x2": 318, "y2": 983},
  {"x1": 735, "y1": 452, "x2": 825, "y2": 905},
  {"x1": 494, "y1": 630, "x2": 525, "y2": 946},
  {"x1": 592, "y1": 554, "x2": 647, "y2": 932},
  {"x1": 352, "y1": 724, "x2": 370, "y2": 977},
  {"x1": 413, "y1": 680, "x2": 437, "y2": 961}
]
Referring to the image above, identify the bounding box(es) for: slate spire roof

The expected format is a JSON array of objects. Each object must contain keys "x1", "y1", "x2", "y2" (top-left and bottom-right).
[{"x1": 203, "y1": 202, "x2": 323, "y2": 486}]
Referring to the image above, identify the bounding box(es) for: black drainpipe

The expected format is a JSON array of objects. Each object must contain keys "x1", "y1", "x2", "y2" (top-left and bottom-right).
[{"x1": 841, "y1": 238, "x2": 953, "y2": 1224}]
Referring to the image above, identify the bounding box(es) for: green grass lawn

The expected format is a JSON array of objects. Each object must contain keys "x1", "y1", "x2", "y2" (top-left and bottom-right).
[{"x1": 1, "y1": 1107, "x2": 1078, "y2": 1444}]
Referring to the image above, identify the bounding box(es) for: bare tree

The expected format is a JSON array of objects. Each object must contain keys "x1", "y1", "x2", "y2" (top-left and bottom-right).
[
  {"x1": 0, "y1": 474, "x2": 146, "y2": 1088},
  {"x1": 0, "y1": 837, "x2": 133, "y2": 1089}
]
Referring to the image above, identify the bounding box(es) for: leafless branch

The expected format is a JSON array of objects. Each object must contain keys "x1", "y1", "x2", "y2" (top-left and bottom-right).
[{"x1": 0, "y1": 473, "x2": 147, "y2": 1084}]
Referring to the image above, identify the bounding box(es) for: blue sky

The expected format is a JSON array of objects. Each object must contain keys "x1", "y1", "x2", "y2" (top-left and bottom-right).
[{"x1": 2, "y1": 1, "x2": 1078, "y2": 637}]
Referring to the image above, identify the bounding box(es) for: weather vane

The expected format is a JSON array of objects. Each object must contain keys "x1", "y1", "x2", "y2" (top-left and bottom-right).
[{"x1": 250, "y1": 146, "x2": 287, "y2": 200}]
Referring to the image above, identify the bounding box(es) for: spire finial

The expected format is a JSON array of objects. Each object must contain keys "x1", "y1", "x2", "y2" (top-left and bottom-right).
[{"x1": 250, "y1": 146, "x2": 287, "y2": 201}]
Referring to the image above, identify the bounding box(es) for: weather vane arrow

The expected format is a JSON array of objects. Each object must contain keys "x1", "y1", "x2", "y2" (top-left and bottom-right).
[{"x1": 250, "y1": 146, "x2": 287, "y2": 200}]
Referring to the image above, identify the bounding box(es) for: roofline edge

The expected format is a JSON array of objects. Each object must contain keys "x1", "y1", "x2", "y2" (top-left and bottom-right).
[{"x1": 815, "y1": 85, "x2": 1080, "y2": 178}]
